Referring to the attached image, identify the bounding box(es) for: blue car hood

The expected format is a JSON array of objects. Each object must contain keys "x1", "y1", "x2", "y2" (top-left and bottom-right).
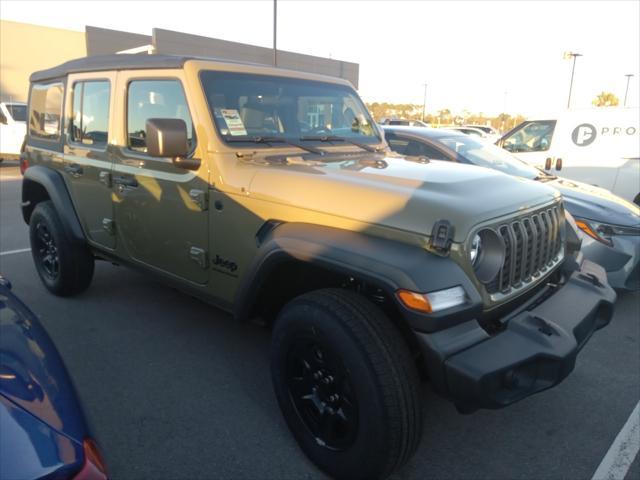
[
  {"x1": 0, "y1": 284, "x2": 88, "y2": 443},
  {"x1": 547, "y1": 177, "x2": 640, "y2": 226}
]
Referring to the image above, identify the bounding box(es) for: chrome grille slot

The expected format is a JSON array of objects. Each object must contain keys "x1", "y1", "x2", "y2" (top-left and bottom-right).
[{"x1": 484, "y1": 203, "x2": 564, "y2": 297}]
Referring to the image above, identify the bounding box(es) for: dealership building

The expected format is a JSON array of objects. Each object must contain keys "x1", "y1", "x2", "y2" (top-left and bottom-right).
[{"x1": 0, "y1": 20, "x2": 359, "y2": 103}]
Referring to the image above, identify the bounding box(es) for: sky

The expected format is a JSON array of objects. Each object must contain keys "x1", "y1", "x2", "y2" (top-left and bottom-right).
[{"x1": 2, "y1": 0, "x2": 639, "y2": 116}]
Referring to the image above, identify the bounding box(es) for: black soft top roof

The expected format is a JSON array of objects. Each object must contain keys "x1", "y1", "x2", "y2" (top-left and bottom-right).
[{"x1": 30, "y1": 54, "x2": 193, "y2": 82}]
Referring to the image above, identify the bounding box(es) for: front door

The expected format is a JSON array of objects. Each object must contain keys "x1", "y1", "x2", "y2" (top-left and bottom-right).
[
  {"x1": 63, "y1": 74, "x2": 116, "y2": 250},
  {"x1": 112, "y1": 75, "x2": 209, "y2": 284},
  {"x1": 501, "y1": 120, "x2": 557, "y2": 170}
]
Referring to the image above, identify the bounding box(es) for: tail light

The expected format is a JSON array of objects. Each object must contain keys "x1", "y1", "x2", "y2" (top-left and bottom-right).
[
  {"x1": 19, "y1": 156, "x2": 29, "y2": 175},
  {"x1": 73, "y1": 438, "x2": 108, "y2": 480},
  {"x1": 20, "y1": 139, "x2": 28, "y2": 175}
]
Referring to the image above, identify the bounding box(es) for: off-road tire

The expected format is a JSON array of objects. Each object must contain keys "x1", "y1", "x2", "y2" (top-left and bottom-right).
[
  {"x1": 271, "y1": 288, "x2": 423, "y2": 480},
  {"x1": 29, "y1": 200, "x2": 94, "y2": 296}
]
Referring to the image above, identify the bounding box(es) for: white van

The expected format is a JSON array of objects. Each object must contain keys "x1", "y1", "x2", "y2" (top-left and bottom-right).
[
  {"x1": 0, "y1": 101, "x2": 27, "y2": 162},
  {"x1": 497, "y1": 108, "x2": 640, "y2": 205}
]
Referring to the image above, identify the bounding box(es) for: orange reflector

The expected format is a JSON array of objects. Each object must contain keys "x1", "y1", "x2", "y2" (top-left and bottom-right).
[{"x1": 397, "y1": 290, "x2": 432, "y2": 313}]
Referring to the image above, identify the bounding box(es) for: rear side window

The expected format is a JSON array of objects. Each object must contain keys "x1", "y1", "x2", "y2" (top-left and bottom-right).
[
  {"x1": 70, "y1": 81, "x2": 110, "y2": 148},
  {"x1": 29, "y1": 82, "x2": 64, "y2": 140},
  {"x1": 127, "y1": 79, "x2": 195, "y2": 153}
]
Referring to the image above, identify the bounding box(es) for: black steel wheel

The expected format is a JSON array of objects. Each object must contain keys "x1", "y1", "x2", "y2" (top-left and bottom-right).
[
  {"x1": 33, "y1": 221, "x2": 60, "y2": 280},
  {"x1": 271, "y1": 288, "x2": 423, "y2": 480},
  {"x1": 286, "y1": 336, "x2": 359, "y2": 451},
  {"x1": 29, "y1": 201, "x2": 94, "y2": 296}
]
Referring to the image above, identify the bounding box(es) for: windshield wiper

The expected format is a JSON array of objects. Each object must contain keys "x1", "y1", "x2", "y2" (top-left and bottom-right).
[
  {"x1": 226, "y1": 136, "x2": 326, "y2": 155},
  {"x1": 300, "y1": 135, "x2": 383, "y2": 153}
]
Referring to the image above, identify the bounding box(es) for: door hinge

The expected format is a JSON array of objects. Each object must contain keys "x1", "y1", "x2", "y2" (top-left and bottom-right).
[
  {"x1": 189, "y1": 189, "x2": 208, "y2": 211},
  {"x1": 99, "y1": 171, "x2": 112, "y2": 187},
  {"x1": 189, "y1": 247, "x2": 208, "y2": 269},
  {"x1": 102, "y1": 218, "x2": 115, "y2": 235}
]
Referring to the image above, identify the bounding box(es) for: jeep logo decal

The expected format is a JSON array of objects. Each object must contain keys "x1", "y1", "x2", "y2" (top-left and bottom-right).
[
  {"x1": 572, "y1": 123, "x2": 597, "y2": 147},
  {"x1": 212, "y1": 255, "x2": 238, "y2": 272}
]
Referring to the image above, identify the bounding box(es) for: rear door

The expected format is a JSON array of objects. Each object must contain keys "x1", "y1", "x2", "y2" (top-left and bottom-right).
[
  {"x1": 63, "y1": 73, "x2": 116, "y2": 250},
  {"x1": 111, "y1": 71, "x2": 209, "y2": 284}
]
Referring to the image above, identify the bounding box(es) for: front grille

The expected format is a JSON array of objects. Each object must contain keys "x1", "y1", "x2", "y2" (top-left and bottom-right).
[{"x1": 485, "y1": 203, "x2": 564, "y2": 296}]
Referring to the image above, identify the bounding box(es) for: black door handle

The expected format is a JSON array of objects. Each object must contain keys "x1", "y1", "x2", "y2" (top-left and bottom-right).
[
  {"x1": 64, "y1": 164, "x2": 83, "y2": 177},
  {"x1": 113, "y1": 175, "x2": 139, "y2": 188}
]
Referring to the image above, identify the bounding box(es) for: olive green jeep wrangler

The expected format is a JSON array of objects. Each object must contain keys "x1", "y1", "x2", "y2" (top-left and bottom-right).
[{"x1": 21, "y1": 55, "x2": 615, "y2": 479}]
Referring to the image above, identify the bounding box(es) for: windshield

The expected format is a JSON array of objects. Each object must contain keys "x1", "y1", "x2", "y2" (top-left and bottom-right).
[
  {"x1": 437, "y1": 135, "x2": 542, "y2": 179},
  {"x1": 6, "y1": 104, "x2": 27, "y2": 122},
  {"x1": 200, "y1": 71, "x2": 380, "y2": 145}
]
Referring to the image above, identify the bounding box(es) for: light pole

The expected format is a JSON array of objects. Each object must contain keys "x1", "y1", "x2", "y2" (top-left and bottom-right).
[
  {"x1": 502, "y1": 90, "x2": 508, "y2": 131},
  {"x1": 422, "y1": 83, "x2": 427, "y2": 122},
  {"x1": 565, "y1": 52, "x2": 582, "y2": 109},
  {"x1": 624, "y1": 74, "x2": 634, "y2": 106},
  {"x1": 273, "y1": 0, "x2": 278, "y2": 67}
]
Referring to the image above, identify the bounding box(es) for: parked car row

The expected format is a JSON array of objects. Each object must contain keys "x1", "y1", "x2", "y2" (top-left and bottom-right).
[{"x1": 4, "y1": 52, "x2": 632, "y2": 480}]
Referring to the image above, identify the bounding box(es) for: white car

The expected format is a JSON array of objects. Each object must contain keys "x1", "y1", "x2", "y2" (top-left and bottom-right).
[
  {"x1": 497, "y1": 108, "x2": 640, "y2": 205},
  {"x1": 463, "y1": 124, "x2": 501, "y2": 143},
  {"x1": 0, "y1": 102, "x2": 27, "y2": 162}
]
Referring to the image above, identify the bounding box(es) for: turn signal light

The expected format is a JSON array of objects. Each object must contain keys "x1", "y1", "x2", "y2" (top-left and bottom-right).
[
  {"x1": 575, "y1": 220, "x2": 613, "y2": 246},
  {"x1": 397, "y1": 286, "x2": 467, "y2": 314},
  {"x1": 397, "y1": 290, "x2": 433, "y2": 313}
]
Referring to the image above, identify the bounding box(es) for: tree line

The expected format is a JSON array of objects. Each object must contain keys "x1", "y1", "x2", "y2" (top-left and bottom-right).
[{"x1": 365, "y1": 102, "x2": 526, "y2": 132}]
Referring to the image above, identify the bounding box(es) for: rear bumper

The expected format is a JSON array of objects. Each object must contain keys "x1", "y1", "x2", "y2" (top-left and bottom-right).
[{"x1": 414, "y1": 259, "x2": 616, "y2": 411}]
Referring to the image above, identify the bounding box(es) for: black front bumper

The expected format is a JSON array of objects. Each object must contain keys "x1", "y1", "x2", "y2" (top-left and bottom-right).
[{"x1": 415, "y1": 259, "x2": 616, "y2": 411}]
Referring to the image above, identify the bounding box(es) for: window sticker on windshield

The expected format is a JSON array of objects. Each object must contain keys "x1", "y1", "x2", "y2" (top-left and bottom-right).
[{"x1": 220, "y1": 109, "x2": 247, "y2": 136}]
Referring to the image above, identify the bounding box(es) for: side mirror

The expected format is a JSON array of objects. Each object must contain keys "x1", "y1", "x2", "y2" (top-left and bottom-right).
[
  {"x1": 545, "y1": 157, "x2": 552, "y2": 170},
  {"x1": 145, "y1": 118, "x2": 200, "y2": 170},
  {"x1": 555, "y1": 158, "x2": 563, "y2": 171}
]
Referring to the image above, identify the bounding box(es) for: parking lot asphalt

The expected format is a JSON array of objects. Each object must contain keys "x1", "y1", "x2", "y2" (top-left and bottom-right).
[{"x1": 1, "y1": 161, "x2": 639, "y2": 480}]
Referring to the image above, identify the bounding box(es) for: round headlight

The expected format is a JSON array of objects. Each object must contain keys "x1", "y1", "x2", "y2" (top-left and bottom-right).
[
  {"x1": 471, "y1": 229, "x2": 506, "y2": 284},
  {"x1": 470, "y1": 234, "x2": 482, "y2": 265}
]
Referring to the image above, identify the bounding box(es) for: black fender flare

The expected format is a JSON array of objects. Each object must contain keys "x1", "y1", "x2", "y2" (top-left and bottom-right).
[
  {"x1": 234, "y1": 222, "x2": 482, "y2": 332},
  {"x1": 21, "y1": 166, "x2": 86, "y2": 244}
]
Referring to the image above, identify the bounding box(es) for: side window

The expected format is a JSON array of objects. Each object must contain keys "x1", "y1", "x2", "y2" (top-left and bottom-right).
[
  {"x1": 409, "y1": 141, "x2": 449, "y2": 160},
  {"x1": 0, "y1": 109, "x2": 6, "y2": 124},
  {"x1": 386, "y1": 137, "x2": 408, "y2": 155},
  {"x1": 69, "y1": 81, "x2": 110, "y2": 148},
  {"x1": 127, "y1": 80, "x2": 195, "y2": 153},
  {"x1": 502, "y1": 120, "x2": 556, "y2": 153},
  {"x1": 29, "y1": 82, "x2": 64, "y2": 140}
]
